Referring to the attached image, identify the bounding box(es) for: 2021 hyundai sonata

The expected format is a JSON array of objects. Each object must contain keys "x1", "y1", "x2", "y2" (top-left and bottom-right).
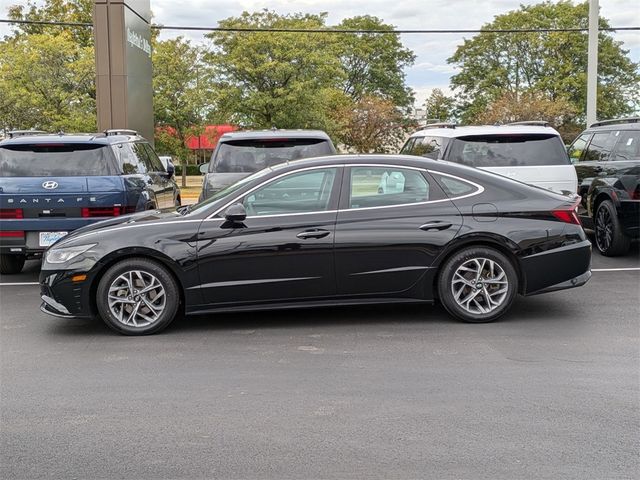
[{"x1": 39, "y1": 155, "x2": 591, "y2": 335}]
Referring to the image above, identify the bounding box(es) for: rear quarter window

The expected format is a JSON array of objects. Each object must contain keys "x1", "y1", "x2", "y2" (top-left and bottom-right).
[
  {"x1": 431, "y1": 173, "x2": 482, "y2": 198},
  {"x1": 447, "y1": 134, "x2": 570, "y2": 167},
  {"x1": 0, "y1": 143, "x2": 116, "y2": 177},
  {"x1": 401, "y1": 136, "x2": 446, "y2": 159}
]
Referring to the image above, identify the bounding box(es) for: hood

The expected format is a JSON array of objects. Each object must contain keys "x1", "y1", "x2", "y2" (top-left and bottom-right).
[{"x1": 54, "y1": 210, "x2": 182, "y2": 247}]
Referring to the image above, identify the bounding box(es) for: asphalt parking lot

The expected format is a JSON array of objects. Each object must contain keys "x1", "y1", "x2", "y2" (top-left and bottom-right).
[{"x1": 1, "y1": 237, "x2": 639, "y2": 479}]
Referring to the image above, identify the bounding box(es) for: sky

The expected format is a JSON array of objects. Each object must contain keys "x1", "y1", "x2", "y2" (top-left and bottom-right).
[{"x1": 1, "y1": 0, "x2": 638, "y2": 106}]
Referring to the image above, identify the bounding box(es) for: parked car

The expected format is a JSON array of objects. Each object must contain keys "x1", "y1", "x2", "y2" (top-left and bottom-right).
[
  {"x1": 0, "y1": 130, "x2": 180, "y2": 274},
  {"x1": 401, "y1": 122, "x2": 577, "y2": 194},
  {"x1": 567, "y1": 117, "x2": 639, "y2": 256},
  {"x1": 39, "y1": 154, "x2": 591, "y2": 335},
  {"x1": 198, "y1": 129, "x2": 336, "y2": 201}
]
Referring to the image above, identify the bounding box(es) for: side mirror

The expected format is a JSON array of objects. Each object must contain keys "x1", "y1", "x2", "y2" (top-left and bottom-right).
[
  {"x1": 224, "y1": 203, "x2": 246, "y2": 222},
  {"x1": 199, "y1": 163, "x2": 209, "y2": 175},
  {"x1": 166, "y1": 161, "x2": 175, "y2": 178}
]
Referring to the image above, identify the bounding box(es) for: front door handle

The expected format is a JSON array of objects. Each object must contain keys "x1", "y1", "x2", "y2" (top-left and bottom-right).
[
  {"x1": 297, "y1": 229, "x2": 331, "y2": 239},
  {"x1": 419, "y1": 222, "x2": 452, "y2": 231}
]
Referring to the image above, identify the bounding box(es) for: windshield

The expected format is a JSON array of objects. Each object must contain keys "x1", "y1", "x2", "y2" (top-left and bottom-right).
[
  {"x1": 211, "y1": 138, "x2": 333, "y2": 173},
  {"x1": 0, "y1": 143, "x2": 116, "y2": 176},
  {"x1": 448, "y1": 134, "x2": 569, "y2": 167},
  {"x1": 185, "y1": 167, "x2": 273, "y2": 216}
]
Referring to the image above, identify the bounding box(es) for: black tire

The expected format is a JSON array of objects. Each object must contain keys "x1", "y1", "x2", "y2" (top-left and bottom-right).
[
  {"x1": 96, "y1": 258, "x2": 180, "y2": 335},
  {"x1": 438, "y1": 246, "x2": 518, "y2": 323},
  {"x1": 0, "y1": 254, "x2": 26, "y2": 275},
  {"x1": 594, "y1": 200, "x2": 630, "y2": 256}
]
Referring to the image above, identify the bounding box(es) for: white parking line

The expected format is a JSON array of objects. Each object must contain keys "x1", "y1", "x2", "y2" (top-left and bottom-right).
[
  {"x1": 591, "y1": 268, "x2": 640, "y2": 272},
  {"x1": 0, "y1": 282, "x2": 39, "y2": 286}
]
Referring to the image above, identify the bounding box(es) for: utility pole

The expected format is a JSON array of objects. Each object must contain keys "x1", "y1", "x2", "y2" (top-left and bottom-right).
[{"x1": 586, "y1": 0, "x2": 599, "y2": 127}]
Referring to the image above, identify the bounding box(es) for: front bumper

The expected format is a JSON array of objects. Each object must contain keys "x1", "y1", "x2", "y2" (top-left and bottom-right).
[
  {"x1": 520, "y1": 239, "x2": 592, "y2": 296},
  {"x1": 39, "y1": 268, "x2": 95, "y2": 319}
]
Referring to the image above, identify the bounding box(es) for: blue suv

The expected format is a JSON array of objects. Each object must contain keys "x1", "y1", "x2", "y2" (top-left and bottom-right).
[{"x1": 0, "y1": 130, "x2": 180, "y2": 274}]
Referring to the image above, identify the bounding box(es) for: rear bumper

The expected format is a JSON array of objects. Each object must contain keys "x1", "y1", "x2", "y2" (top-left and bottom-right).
[{"x1": 520, "y1": 239, "x2": 592, "y2": 295}]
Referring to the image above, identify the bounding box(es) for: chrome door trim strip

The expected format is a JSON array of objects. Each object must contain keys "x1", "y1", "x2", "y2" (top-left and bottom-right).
[{"x1": 188, "y1": 276, "x2": 321, "y2": 290}]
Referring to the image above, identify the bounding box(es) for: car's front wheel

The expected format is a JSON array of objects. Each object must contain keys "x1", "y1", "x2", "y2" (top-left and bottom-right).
[
  {"x1": 96, "y1": 258, "x2": 180, "y2": 335},
  {"x1": 594, "y1": 200, "x2": 630, "y2": 256},
  {"x1": 438, "y1": 246, "x2": 518, "y2": 323},
  {"x1": 0, "y1": 254, "x2": 26, "y2": 274}
]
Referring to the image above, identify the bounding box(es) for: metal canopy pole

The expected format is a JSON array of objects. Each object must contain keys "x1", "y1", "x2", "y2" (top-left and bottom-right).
[{"x1": 586, "y1": 0, "x2": 599, "y2": 127}]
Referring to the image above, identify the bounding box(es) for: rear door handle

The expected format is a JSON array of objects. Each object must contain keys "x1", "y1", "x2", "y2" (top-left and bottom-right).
[
  {"x1": 419, "y1": 222, "x2": 452, "y2": 231},
  {"x1": 297, "y1": 229, "x2": 331, "y2": 239}
]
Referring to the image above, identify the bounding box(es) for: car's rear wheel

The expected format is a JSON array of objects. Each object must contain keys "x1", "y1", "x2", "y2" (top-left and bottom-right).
[
  {"x1": 96, "y1": 258, "x2": 180, "y2": 335},
  {"x1": 594, "y1": 200, "x2": 630, "y2": 256},
  {"x1": 438, "y1": 247, "x2": 518, "y2": 323},
  {"x1": 0, "y1": 254, "x2": 26, "y2": 275}
]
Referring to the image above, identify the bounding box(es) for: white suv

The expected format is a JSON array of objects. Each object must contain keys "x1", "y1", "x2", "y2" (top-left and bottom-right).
[{"x1": 400, "y1": 122, "x2": 577, "y2": 194}]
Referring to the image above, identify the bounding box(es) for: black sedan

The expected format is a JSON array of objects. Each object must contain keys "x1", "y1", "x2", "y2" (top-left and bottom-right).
[{"x1": 39, "y1": 155, "x2": 592, "y2": 335}]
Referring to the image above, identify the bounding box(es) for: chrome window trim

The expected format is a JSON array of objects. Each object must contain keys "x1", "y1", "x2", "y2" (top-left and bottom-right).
[{"x1": 205, "y1": 163, "x2": 486, "y2": 220}]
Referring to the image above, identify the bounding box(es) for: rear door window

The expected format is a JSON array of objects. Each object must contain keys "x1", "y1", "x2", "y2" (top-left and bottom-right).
[
  {"x1": 348, "y1": 167, "x2": 434, "y2": 209},
  {"x1": 212, "y1": 138, "x2": 333, "y2": 174},
  {"x1": 0, "y1": 143, "x2": 116, "y2": 176},
  {"x1": 401, "y1": 136, "x2": 445, "y2": 159},
  {"x1": 447, "y1": 134, "x2": 570, "y2": 167},
  {"x1": 583, "y1": 132, "x2": 619, "y2": 161},
  {"x1": 611, "y1": 131, "x2": 640, "y2": 161}
]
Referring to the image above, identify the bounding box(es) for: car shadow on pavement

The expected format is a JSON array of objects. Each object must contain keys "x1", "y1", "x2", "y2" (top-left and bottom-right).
[{"x1": 46, "y1": 294, "x2": 579, "y2": 337}]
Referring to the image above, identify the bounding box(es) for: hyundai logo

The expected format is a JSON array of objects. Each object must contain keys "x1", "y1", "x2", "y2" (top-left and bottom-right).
[{"x1": 42, "y1": 181, "x2": 59, "y2": 190}]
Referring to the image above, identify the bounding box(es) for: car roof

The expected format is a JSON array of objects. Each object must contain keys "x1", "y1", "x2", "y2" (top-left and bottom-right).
[
  {"x1": 218, "y1": 129, "x2": 332, "y2": 142},
  {"x1": 0, "y1": 132, "x2": 146, "y2": 146},
  {"x1": 409, "y1": 124, "x2": 561, "y2": 139}
]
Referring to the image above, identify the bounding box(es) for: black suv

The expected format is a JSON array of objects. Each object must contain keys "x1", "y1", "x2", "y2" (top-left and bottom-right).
[
  {"x1": 199, "y1": 129, "x2": 336, "y2": 201},
  {"x1": 567, "y1": 118, "x2": 639, "y2": 256},
  {"x1": 0, "y1": 130, "x2": 180, "y2": 274}
]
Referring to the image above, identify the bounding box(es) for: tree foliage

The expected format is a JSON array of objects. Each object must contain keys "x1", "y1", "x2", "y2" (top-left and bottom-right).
[
  {"x1": 332, "y1": 95, "x2": 409, "y2": 153},
  {"x1": 424, "y1": 89, "x2": 455, "y2": 122},
  {"x1": 205, "y1": 11, "x2": 345, "y2": 131},
  {"x1": 336, "y1": 16, "x2": 415, "y2": 108},
  {"x1": 152, "y1": 37, "x2": 216, "y2": 161},
  {"x1": 0, "y1": 31, "x2": 96, "y2": 132},
  {"x1": 448, "y1": 1, "x2": 640, "y2": 124}
]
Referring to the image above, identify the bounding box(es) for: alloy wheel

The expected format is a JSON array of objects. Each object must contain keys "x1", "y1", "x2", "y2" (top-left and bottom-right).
[
  {"x1": 595, "y1": 205, "x2": 612, "y2": 252},
  {"x1": 107, "y1": 270, "x2": 166, "y2": 327},
  {"x1": 451, "y1": 257, "x2": 509, "y2": 315}
]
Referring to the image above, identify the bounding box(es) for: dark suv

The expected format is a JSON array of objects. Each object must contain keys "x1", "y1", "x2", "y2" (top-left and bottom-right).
[
  {"x1": 567, "y1": 118, "x2": 640, "y2": 256},
  {"x1": 199, "y1": 129, "x2": 336, "y2": 201},
  {"x1": 0, "y1": 130, "x2": 180, "y2": 273}
]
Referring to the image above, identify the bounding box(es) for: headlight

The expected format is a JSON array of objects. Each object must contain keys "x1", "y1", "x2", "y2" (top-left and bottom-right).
[{"x1": 46, "y1": 244, "x2": 97, "y2": 264}]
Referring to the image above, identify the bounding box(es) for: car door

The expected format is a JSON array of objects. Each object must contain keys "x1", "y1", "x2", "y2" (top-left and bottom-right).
[
  {"x1": 573, "y1": 131, "x2": 619, "y2": 218},
  {"x1": 334, "y1": 165, "x2": 462, "y2": 296},
  {"x1": 195, "y1": 166, "x2": 343, "y2": 306}
]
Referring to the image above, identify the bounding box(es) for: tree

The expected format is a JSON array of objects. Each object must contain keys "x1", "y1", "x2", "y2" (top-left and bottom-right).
[
  {"x1": 6, "y1": 0, "x2": 94, "y2": 47},
  {"x1": 152, "y1": 37, "x2": 216, "y2": 162},
  {"x1": 424, "y1": 89, "x2": 455, "y2": 123},
  {"x1": 332, "y1": 95, "x2": 409, "y2": 153},
  {"x1": 336, "y1": 16, "x2": 415, "y2": 108},
  {"x1": 0, "y1": 31, "x2": 96, "y2": 132},
  {"x1": 448, "y1": 1, "x2": 639, "y2": 124},
  {"x1": 204, "y1": 11, "x2": 346, "y2": 131}
]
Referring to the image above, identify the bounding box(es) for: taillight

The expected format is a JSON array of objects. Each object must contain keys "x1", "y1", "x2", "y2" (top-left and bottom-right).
[
  {"x1": 0, "y1": 208, "x2": 23, "y2": 219},
  {"x1": 0, "y1": 230, "x2": 24, "y2": 237},
  {"x1": 551, "y1": 199, "x2": 581, "y2": 225},
  {"x1": 81, "y1": 207, "x2": 122, "y2": 218}
]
